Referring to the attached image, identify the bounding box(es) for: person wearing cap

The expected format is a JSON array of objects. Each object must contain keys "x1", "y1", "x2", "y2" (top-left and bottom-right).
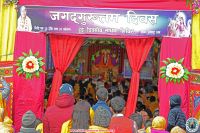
[
  {"x1": 109, "y1": 96, "x2": 138, "y2": 133},
  {"x1": 89, "y1": 106, "x2": 111, "y2": 133},
  {"x1": 92, "y1": 87, "x2": 112, "y2": 115},
  {"x1": 19, "y1": 110, "x2": 39, "y2": 133},
  {"x1": 43, "y1": 83, "x2": 75, "y2": 133}
]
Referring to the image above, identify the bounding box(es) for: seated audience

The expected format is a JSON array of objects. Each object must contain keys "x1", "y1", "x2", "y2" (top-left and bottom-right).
[
  {"x1": 89, "y1": 107, "x2": 111, "y2": 133},
  {"x1": 170, "y1": 126, "x2": 186, "y2": 133},
  {"x1": 43, "y1": 83, "x2": 75, "y2": 133},
  {"x1": 153, "y1": 109, "x2": 159, "y2": 118},
  {"x1": 129, "y1": 113, "x2": 145, "y2": 133},
  {"x1": 19, "y1": 110, "x2": 39, "y2": 133},
  {"x1": 35, "y1": 119, "x2": 43, "y2": 133},
  {"x1": 167, "y1": 95, "x2": 186, "y2": 132},
  {"x1": 109, "y1": 96, "x2": 137, "y2": 133},
  {"x1": 92, "y1": 87, "x2": 111, "y2": 115},
  {"x1": 61, "y1": 100, "x2": 91, "y2": 133},
  {"x1": 151, "y1": 116, "x2": 169, "y2": 133}
]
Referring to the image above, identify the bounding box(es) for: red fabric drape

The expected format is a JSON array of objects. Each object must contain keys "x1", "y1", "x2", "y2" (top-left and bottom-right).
[
  {"x1": 125, "y1": 38, "x2": 154, "y2": 117},
  {"x1": 158, "y1": 37, "x2": 191, "y2": 119},
  {"x1": 47, "y1": 35, "x2": 84, "y2": 106},
  {"x1": 13, "y1": 32, "x2": 46, "y2": 131},
  {"x1": 19, "y1": 0, "x2": 190, "y2": 10}
]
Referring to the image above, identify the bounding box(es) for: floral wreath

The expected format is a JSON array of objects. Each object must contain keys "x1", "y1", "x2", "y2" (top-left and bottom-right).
[
  {"x1": 16, "y1": 50, "x2": 45, "y2": 79},
  {"x1": 160, "y1": 58, "x2": 190, "y2": 83}
]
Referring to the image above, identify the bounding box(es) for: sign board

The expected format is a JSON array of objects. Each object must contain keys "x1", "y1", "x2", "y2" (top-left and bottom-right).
[{"x1": 17, "y1": 6, "x2": 192, "y2": 37}]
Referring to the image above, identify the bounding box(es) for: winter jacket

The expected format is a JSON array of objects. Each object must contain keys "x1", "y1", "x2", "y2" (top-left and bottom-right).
[
  {"x1": 19, "y1": 127, "x2": 39, "y2": 133},
  {"x1": 167, "y1": 95, "x2": 186, "y2": 132},
  {"x1": 109, "y1": 115, "x2": 135, "y2": 133},
  {"x1": 43, "y1": 94, "x2": 75, "y2": 133},
  {"x1": 92, "y1": 100, "x2": 112, "y2": 115}
]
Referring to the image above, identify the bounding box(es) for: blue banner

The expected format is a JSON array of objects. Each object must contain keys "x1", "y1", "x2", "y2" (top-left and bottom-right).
[{"x1": 17, "y1": 6, "x2": 192, "y2": 37}]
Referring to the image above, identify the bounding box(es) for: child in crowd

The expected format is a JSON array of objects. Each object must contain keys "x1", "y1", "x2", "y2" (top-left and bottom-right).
[
  {"x1": 167, "y1": 95, "x2": 186, "y2": 132},
  {"x1": 19, "y1": 110, "x2": 39, "y2": 133},
  {"x1": 61, "y1": 100, "x2": 91, "y2": 133},
  {"x1": 89, "y1": 106, "x2": 111, "y2": 133},
  {"x1": 92, "y1": 87, "x2": 112, "y2": 115},
  {"x1": 129, "y1": 113, "x2": 145, "y2": 133},
  {"x1": 109, "y1": 96, "x2": 137, "y2": 133}
]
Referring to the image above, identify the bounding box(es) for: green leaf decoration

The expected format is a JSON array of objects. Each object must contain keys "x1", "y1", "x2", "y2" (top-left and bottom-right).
[
  {"x1": 16, "y1": 49, "x2": 45, "y2": 79},
  {"x1": 166, "y1": 77, "x2": 170, "y2": 83},
  {"x1": 160, "y1": 74, "x2": 165, "y2": 78},
  {"x1": 35, "y1": 71, "x2": 40, "y2": 78},
  {"x1": 178, "y1": 58, "x2": 184, "y2": 64},
  {"x1": 177, "y1": 79, "x2": 181, "y2": 83},
  {"x1": 16, "y1": 67, "x2": 22, "y2": 72},
  {"x1": 160, "y1": 66, "x2": 166, "y2": 71},
  {"x1": 22, "y1": 52, "x2": 28, "y2": 57},
  {"x1": 34, "y1": 51, "x2": 39, "y2": 57},
  {"x1": 39, "y1": 68, "x2": 46, "y2": 73},
  {"x1": 38, "y1": 57, "x2": 44, "y2": 61},
  {"x1": 162, "y1": 60, "x2": 169, "y2": 65},
  {"x1": 18, "y1": 56, "x2": 25, "y2": 61},
  {"x1": 29, "y1": 49, "x2": 33, "y2": 56},
  {"x1": 17, "y1": 71, "x2": 23, "y2": 76},
  {"x1": 39, "y1": 61, "x2": 45, "y2": 66},
  {"x1": 160, "y1": 57, "x2": 190, "y2": 84},
  {"x1": 15, "y1": 63, "x2": 21, "y2": 67},
  {"x1": 173, "y1": 78, "x2": 177, "y2": 83}
]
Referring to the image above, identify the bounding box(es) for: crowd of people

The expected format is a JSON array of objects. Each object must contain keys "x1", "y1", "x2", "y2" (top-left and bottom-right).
[
  {"x1": 18, "y1": 75, "x2": 198, "y2": 133},
  {"x1": 0, "y1": 75, "x2": 200, "y2": 133}
]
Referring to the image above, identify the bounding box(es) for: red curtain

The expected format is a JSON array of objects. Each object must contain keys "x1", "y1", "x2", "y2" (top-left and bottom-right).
[
  {"x1": 47, "y1": 35, "x2": 84, "y2": 106},
  {"x1": 158, "y1": 37, "x2": 191, "y2": 119},
  {"x1": 125, "y1": 38, "x2": 154, "y2": 117},
  {"x1": 19, "y1": 0, "x2": 190, "y2": 10},
  {"x1": 13, "y1": 32, "x2": 46, "y2": 131}
]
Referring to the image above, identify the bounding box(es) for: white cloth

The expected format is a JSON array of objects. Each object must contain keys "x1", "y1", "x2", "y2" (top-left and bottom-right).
[
  {"x1": 112, "y1": 113, "x2": 124, "y2": 117},
  {"x1": 17, "y1": 16, "x2": 32, "y2": 32}
]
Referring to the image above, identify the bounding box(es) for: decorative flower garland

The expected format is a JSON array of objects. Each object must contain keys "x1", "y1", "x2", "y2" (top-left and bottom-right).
[
  {"x1": 16, "y1": 50, "x2": 45, "y2": 79},
  {"x1": 186, "y1": 0, "x2": 200, "y2": 14},
  {"x1": 160, "y1": 58, "x2": 190, "y2": 83},
  {"x1": 4, "y1": 0, "x2": 18, "y2": 5}
]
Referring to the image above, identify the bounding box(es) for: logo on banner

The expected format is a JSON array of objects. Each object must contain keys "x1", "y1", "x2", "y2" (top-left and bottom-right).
[{"x1": 186, "y1": 117, "x2": 199, "y2": 132}]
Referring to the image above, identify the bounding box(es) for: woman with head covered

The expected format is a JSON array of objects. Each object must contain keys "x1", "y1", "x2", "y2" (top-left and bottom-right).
[{"x1": 17, "y1": 6, "x2": 32, "y2": 32}]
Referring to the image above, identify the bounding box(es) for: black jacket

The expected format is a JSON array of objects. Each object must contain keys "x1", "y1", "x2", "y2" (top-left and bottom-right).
[{"x1": 167, "y1": 95, "x2": 186, "y2": 132}]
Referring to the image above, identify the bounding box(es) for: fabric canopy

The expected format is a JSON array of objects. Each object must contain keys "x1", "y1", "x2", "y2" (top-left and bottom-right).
[{"x1": 19, "y1": 0, "x2": 190, "y2": 10}]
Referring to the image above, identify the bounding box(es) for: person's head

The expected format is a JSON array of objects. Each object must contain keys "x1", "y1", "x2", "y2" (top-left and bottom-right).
[
  {"x1": 21, "y1": 110, "x2": 37, "y2": 128},
  {"x1": 170, "y1": 126, "x2": 186, "y2": 133},
  {"x1": 110, "y1": 96, "x2": 125, "y2": 114},
  {"x1": 149, "y1": 96, "x2": 156, "y2": 102},
  {"x1": 129, "y1": 113, "x2": 143, "y2": 129},
  {"x1": 72, "y1": 100, "x2": 91, "y2": 129},
  {"x1": 20, "y1": 6, "x2": 27, "y2": 18},
  {"x1": 96, "y1": 87, "x2": 108, "y2": 101},
  {"x1": 152, "y1": 116, "x2": 166, "y2": 130},
  {"x1": 144, "y1": 120, "x2": 152, "y2": 129},
  {"x1": 169, "y1": 95, "x2": 181, "y2": 109},
  {"x1": 59, "y1": 83, "x2": 73, "y2": 96},
  {"x1": 94, "y1": 106, "x2": 111, "y2": 128},
  {"x1": 140, "y1": 110, "x2": 150, "y2": 122},
  {"x1": 153, "y1": 109, "x2": 159, "y2": 118}
]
